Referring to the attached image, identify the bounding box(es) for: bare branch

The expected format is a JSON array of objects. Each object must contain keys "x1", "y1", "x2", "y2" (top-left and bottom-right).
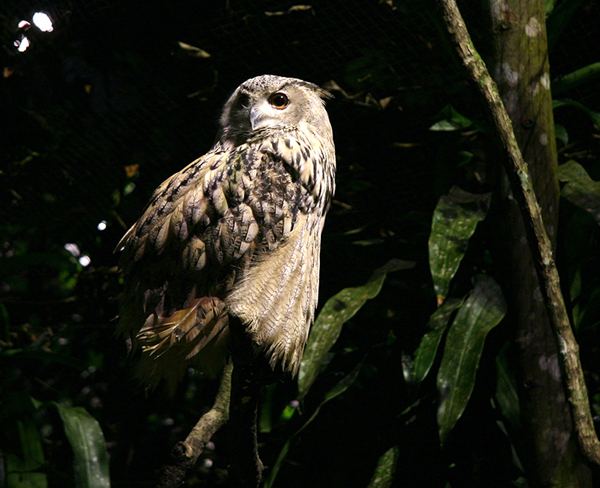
[{"x1": 156, "y1": 362, "x2": 232, "y2": 488}]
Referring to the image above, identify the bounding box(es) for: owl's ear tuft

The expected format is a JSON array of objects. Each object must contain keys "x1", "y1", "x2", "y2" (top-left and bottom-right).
[
  {"x1": 316, "y1": 87, "x2": 334, "y2": 101},
  {"x1": 306, "y1": 82, "x2": 334, "y2": 101},
  {"x1": 285, "y1": 79, "x2": 333, "y2": 101}
]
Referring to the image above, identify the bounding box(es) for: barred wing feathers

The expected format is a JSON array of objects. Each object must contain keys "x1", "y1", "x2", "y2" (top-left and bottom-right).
[{"x1": 117, "y1": 128, "x2": 332, "y2": 389}]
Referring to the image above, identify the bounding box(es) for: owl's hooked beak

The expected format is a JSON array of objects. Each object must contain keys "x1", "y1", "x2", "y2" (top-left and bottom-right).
[{"x1": 250, "y1": 105, "x2": 276, "y2": 131}]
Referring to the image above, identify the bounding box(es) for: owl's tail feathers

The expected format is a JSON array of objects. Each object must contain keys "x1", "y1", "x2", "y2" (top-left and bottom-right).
[{"x1": 132, "y1": 297, "x2": 230, "y2": 394}]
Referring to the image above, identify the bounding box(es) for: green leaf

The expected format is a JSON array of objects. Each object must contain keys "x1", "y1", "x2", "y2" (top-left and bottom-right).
[
  {"x1": 265, "y1": 364, "x2": 361, "y2": 488},
  {"x1": 366, "y1": 445, "x2": 400, "y2": 488},
  {"x1": 437, "y1": 275, "x2": 506, "y2": 444},
  {"x1": 553, "y1": 99, "x2": 600, "y2": 129},
  {"x1": 544, "y1": 0, "x2": 557, "y2": 16},
  {"x1": 429, "y1": 187, "x2": 492, "y2": 302},
  {"x1": 410, "y1": 298, "x2": 464, "y2": 385},
  {"x1": 258, "y1": 383, "x2": 277, "y2": 433},
  {"x1": 557, "y1": 160, "x2": 600, "y2": 225},
  {"x1": 554, "y1": 124, "x2": 568, "y2": 146},
  {"x1": 298, "y1": 259, "x2": 413, "y2": 399},
  {"x1": 6, "y1": 418, "x2": 48, "y2": 488},
  {"x1": 429, "y1": 105, "x2": 473, "y2": 131},
  {"x1": 0, "y1": 393, "x2": 42, "y2": 424},
  {"x1": 552, "y1": 62, "x2": 600, "y2": 95},
  {"x1": 495, "y1": 342, "x2": 520, "y2": 429},
  {"x1": 54, "y1": 403, "x2": 110, "y2": 488},
  {"x1": 456, "y1": 150, "x2": 474, "y2": 168}
]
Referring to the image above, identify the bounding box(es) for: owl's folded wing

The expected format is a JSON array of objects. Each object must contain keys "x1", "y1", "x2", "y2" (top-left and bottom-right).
[
  {"x1": 116, "y1": 136, "x2": 315, "y2": 389},
  {"x1": 116, "y1": 147, "x2": 249, "y2": 389}
]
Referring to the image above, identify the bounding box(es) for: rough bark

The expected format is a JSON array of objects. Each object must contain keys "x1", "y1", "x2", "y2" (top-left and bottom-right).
[
  {"x1": 483, "y1": 1, "x2": 591, "y2": 485},
  {"x1": 433, "y1": 0, "x2": 599, "y2": 485}
]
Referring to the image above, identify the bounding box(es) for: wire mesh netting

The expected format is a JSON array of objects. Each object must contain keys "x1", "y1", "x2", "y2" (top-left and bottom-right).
[{"x1": 2, "y1": 0, "x2": 598, "y2": 253}]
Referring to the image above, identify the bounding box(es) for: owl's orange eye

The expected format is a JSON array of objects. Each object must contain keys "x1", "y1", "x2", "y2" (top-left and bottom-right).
[{"x1": 268, "y1": 92, "x2": 289, "y2": 109}]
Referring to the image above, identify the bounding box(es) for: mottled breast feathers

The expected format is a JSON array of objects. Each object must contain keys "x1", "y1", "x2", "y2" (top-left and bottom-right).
[{"x1": 117, "y1": 75, "x2": 335, "y2": 392}]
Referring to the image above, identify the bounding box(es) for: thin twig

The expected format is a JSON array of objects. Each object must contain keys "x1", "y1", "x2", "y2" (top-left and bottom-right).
[
  {"x1": 156, "y1": 362, "x2": 233, "y2": 488},
  {"x1": 434, "y1": 0, "x2": 600, "y2": 465}
]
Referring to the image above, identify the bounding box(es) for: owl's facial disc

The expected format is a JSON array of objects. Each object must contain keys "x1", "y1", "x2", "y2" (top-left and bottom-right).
[{"x1": 250, "y1": 91, "x2": 293, "y2": 131}]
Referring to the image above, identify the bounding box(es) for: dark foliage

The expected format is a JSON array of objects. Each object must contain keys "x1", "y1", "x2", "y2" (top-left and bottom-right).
[{"x1": 2, "y1": 1, "x2": 600, "y2": 487}]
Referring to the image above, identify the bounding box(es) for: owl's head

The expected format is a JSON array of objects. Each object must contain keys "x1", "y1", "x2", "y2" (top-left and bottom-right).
[{"x1": 219, "y1": 75, "x2": 333, "y2": 145}]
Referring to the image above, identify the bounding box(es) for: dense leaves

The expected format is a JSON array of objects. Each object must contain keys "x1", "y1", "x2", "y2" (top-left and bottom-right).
[{"x1": 298, "y1": 259, "x2": 414, "y2": 399}]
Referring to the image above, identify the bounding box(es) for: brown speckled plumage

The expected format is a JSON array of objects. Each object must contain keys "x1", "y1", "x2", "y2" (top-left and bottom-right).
[{"x1": 117, "y1": 75, "x2": 336, "y2": 391}]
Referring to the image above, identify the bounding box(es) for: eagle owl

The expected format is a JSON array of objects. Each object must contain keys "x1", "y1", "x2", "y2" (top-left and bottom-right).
[{"x1": 117, "y1": 75, "x2": 336, "y2": 391}]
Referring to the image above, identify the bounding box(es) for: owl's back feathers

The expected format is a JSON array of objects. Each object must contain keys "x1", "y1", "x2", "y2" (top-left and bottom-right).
[{"x1": 117, "y1": 75, "x2": 335, "y2": 392}]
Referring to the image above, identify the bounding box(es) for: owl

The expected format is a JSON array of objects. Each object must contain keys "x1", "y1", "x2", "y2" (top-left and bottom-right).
[{"x1": 117, "y1": 75, "x2": 336, "y2": 392}]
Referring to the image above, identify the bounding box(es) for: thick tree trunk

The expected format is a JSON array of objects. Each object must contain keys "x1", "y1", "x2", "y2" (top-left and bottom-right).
[{"x1": 484, "y1": 1, "x2": 591, "y2": 485}]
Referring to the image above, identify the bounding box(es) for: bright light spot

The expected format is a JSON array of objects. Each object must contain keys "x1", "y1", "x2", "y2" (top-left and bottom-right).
[
  {"x1": 15, "y1": 37, "x2": 30, "y2": 52},
  {"x1": 33, "y1": 12, "x2": 54, "y2": 32},
  {"x1": 18, "y1": 20, "x2": 31, "y2": 29},
  {"x1": 97, "y1": 220, "x2": 107, "y2": 231},
  {"x1": 203, "y1": 459, "x2": 213, "y2": 468},
  {"x1": 79, "y1": 255, "x2": 91, "y2": 267},
  {"x1": 64, "y1": 243, "x2": 81, "y2": 257}
]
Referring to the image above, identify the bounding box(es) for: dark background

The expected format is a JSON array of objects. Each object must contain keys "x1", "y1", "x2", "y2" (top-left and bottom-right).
[{"x1": 2, "y1": 1, "x2": 600, "y2": 486}]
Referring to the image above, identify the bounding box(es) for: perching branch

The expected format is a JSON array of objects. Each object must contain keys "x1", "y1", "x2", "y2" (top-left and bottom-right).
[
  {"x1": 156, "y1": 362, "x2": 232, "y2": 488},
  {"x1": 433, "y1": 0, "x2": 600, "y2": 465}
]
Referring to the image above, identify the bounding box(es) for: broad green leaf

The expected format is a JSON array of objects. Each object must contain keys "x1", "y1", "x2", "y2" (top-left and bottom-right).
[
  {"x1": 6, "y1": 418, "x2": 47, "y2": 488},
  {"x1": 54, "y1": 404, "x2": 110, "y2": 488},
  {"x1": 552, "y1": 62, "x2": 600, "y2": 95},
  {"x1": 456, "y1": 151, "x2": 474, "y2": 168},
  {"x1": 437, "y1": 275, "x2": 506, "y2": 444},
  {"x1": 429, "y1": 105, "x2": 473, "y2": 131},
  {"x1": 558, "y1": 160, "x2": 600, "y2": 225},
  {"x1": 366, "y1": 445, "x2": 400, "y2": 488},
  {"x1": 429, "y1": 187, "x2": 492, "y2": 302},
  {"x1": 298, "y1": 259, "x2": 413, "y2": 399},
  {"x1": 265, "y1": 364, "x2": 361, "y2": 488},
  {"x1": 410, "y1": 298, "x2": 464, "y2": 385},
  {"x1": 495, "y1": 343, "x2": 520, "y2": 429},
  {"x1": 554, "y1": 124, "x2": 568, "y2": 146},
  {"x1": 0, "y1": 393, "x2": 42, "y2": 424},
  {"x1": 553, "y1": 99, "x2": 600, "y2": 130}
]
